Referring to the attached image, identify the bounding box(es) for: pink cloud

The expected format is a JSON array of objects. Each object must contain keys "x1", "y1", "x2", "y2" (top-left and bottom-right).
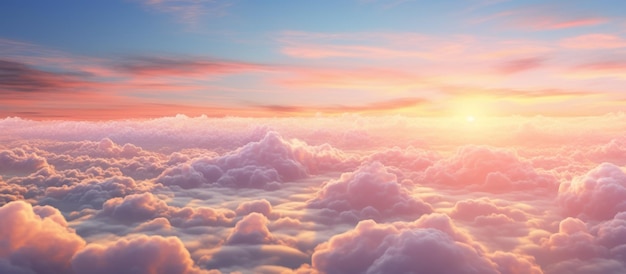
[
  {"x1": 420, "y1": 145, "x2": 558, "y2": 193},
  {"x1": 308, "y1": 161, "x2": 432, "y2": 222},
  {"x1": 558, "y1": 163, "x2": 626, "y2": 220},
  {"x1": 311, "y1": 214, "x2": 541, "y2": 273},
  {"x1": 71, "y1": 235, "x2": 207, "y2": 274},
  {"x1": 226, "y1": 212, "x2": 275, "y2": 245},
  {"x1": 157, "y1": 131, "x2": 355, "y2": 189},
  {"x1": 235, "y1": 199, "x2": 275, "y2": 219},
  {"x1": 476, "y1": 9, "x2": 608, "y2": 31},
  {"x1": 568, "y1": 61, "x2": 626, "y2": 79},
  {"x1": 495, "y1": 57, "x2": 546, "y2": 74},
  {"x1": 0, "y1": 147, "x2": 48, "y2": 176},
  {"x1": 101, "y1": 192, "x2": 235, "y2": 227},
  {"x1": 560, "y1": 34, "x2": 626, "y2": 49},
  {"x1": 0, "y1": 201, "x2": 85, "y2": 274},
  {"x1": 450, "y1": 198, "x2": 527, "y2": 224},
  {"x1": 4, "y1": 115, "x2": 626, "y2": 272}
]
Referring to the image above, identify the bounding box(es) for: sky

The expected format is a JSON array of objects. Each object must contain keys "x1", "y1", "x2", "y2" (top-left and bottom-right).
[
  {"x1": 1, "y1": 0, "x2": 626, "y2": 119},
  {"x1": 4, "y1": 1, "x2": 626, "y2": 274}
]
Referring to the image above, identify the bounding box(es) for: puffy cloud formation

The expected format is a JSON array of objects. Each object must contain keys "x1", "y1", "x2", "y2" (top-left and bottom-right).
[
  {"x1": 3, "y1": 115, "x2": 626, "y2": 272},
  {"x1": 365, "y1": 146, "x2": 438, "y2": 170},
  {"x1": 71, "y1": 235, "x2": 207, "y2": 274},
  {"x1": 226, "y1": 212, "x2": 275, "y2": 245},
  {"x1": 311, "y1": 213, "x2": 541, "y2": 274},
  {"x1": 450, "y1": 198, "x2": 527, "y2": 225},
  {"x1": 0, "y1": 201, "x2": 85, "y2": 274},
  {"x1": 309, "y1": 161, "x2": 432, "y2": 221},
  {"x1": 558, "y1": 163, "x2": 626, "y2": 220},
  {"x1": 102, "y1": 192, "x2": 234, "y2": 227},
  {"x1": 44, "y1": 175, "x2": 149, "y2": 209},
  {"x1": 235, "y1": 199, "x2": 275, "y2": 218},
  {"x1": 157, "y1": 131, "x2": 355, "y2": 189},
  {"x1": 421, "y1": 145, "x2": 557, "y2": 193},
  {"x1": 532, "y1": 214, "x2": 626, "y2": 273},
  {"x1": 0, "y1": 147, "x2": 48, "y2": 176}
]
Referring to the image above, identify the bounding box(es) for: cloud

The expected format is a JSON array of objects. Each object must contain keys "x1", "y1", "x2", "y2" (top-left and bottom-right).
[
  {"x1": 568, "y1": 61, "x2": 626, "y2": 79},
  {"x1": 528, "y1": 213, "x2": 626, "y2": 273},
  {"x1": 420, "y1": 145, "x2": 558, "y2": 193},
  {"x1": 0, "y1": 201, "x2": 85, "y2": 274},
  {"x1": 116, "y1": 56, "x2": 266, "y2": 77},
  {"x1": 364, "y1": 146, "x2": 438, "y2": 170},
  {"x1": 101, "y1": 192, "x2": 234, "y2": 227},
  {"x1": 495, "y1": 57, "x2": 546, "y2": 74},
  {"x1": 4, "y1": 115, "x2": 626, "y2": 272},
  {"x1": 0, "y1": 147, "x2": 49, "y2": 176},
  {"x1": 558, "y1": 163, "x2": 626, "y2": 220},
  {"x1": 0, "y1": 59, "x2": 87, "y2": 94},
  {"x1": 476, "y1": 8, "x2": 608, "y2": 31},
  {"x1": 226, "y1": 212, "x2": 276, "y2": 245},
  {"x1": 308, "y1": 161, "x2": 432, "y2": 222},
  {"x1": 450, "y1": 198, "x2": 527, "y2": 225},
  {"x1": 311, "y1": 213, "x2": 541, "y2": 274},
  {"x1": 259, "y1": 98, "x2": 428, "y2": 115},
  {"x1": 560, "y1": 34, "x2": 626, "y2": 49},
  {"x1": 235, "y1": 199, "x2": 276, "y2": 218},
  {"x1": 138, "y1": 0, "x2": 231, "y2": 25},
  {"x1": 43, "y1": 175, "x2": 151, "y2": 210},
  {"x1": 157, "y1": 131, "x2": 355, "y2": 189},
  {"x1": 71, "y1": 235, "x2": 208, "y2": 274}
]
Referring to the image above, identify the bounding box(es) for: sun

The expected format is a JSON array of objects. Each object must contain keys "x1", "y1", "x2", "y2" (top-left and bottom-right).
[{"x1": 466, "y1": 115, "x2": 476, "y2": 123}]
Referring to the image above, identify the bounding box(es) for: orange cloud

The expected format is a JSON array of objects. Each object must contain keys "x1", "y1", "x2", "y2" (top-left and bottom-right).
[{"x1": 259, "y1": 97, "x2": 428, "y2": 115}]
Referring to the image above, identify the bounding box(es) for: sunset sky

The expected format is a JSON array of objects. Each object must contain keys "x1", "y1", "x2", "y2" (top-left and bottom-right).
[
  {"x1": 2, "y1": 0, "x2": 626, "y2": 119},
  {"x1": 4, "y1": 2, "x2": 626, "y2": 274}
]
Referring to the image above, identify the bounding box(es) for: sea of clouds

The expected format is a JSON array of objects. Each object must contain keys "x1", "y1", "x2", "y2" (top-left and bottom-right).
[{"x1": 2, "y1": 113, "x2": 626, "y2": 273}]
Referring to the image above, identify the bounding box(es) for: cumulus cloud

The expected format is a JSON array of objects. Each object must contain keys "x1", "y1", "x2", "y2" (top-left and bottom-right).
[
  {"x1": 71, "y1": 235, "x2": 208, "y2": 274},
  {"x1": 450, "y1": 198, "x2": 527, "y2": 225},
  {"x1": 0, "y1": 201, "x2": 85, "y2": 274},
  {"x1": 365, "y1": 146, "x2": 438, "y2": 170},
  {"x1": 235, "y1": 199, "x2": 276, "y2": 218},
  {"x1": 528, "y1": 213, "x2": 626, "y2": 273},
  {"x1": 226, "y1": 212, "x2": 275, "y2": 245},
  {"x1": 101, "y1": 192, "x2": 234, "y2": 227},
  {"x1": 157, "y1": 131, "x2": 355, "y2": 189},
  {"x1": 3, "y1": 115, "x2": 626, "y2": 272},
  {"x1": 311, "y1": 213, "x2": 541, "y2": 274},
  {"x1": 308, "y1": 161, "x2": 432, "y2": 222},
  {"x1": 558, "y1": 163, "x2": 626, "y2": 220},
  {"x1": 420, "y1": 145, "x2": 557, "y2": 193},
  {"x1": 0, "y1": 147, "x2": 48, "y2": 176}
]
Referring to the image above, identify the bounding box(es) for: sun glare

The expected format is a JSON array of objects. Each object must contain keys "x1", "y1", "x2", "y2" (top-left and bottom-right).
[{"x1": 466, "y1": 115, "x2": 475, "y2": 123}]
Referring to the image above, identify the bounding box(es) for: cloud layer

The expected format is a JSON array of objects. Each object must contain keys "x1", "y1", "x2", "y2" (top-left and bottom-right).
[{"x1": 2, "y1": 115, "x2": 626, "y2": 273}]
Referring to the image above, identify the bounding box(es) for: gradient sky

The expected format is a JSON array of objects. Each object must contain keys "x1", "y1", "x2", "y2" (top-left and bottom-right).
[{"x1": 1, "y1": 0, "x2": 625, "y2": 119}]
